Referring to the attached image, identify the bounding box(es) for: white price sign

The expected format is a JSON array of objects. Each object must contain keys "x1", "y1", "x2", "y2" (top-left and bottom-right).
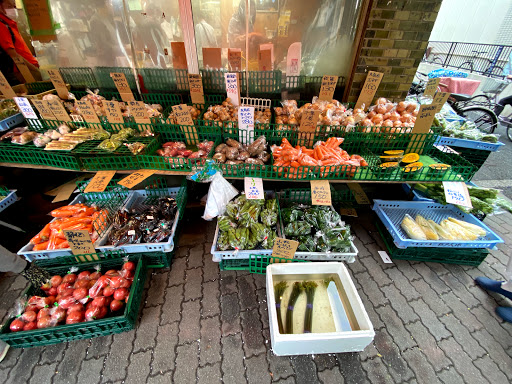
[
  {"x1": 443, "y1": 181, "x2": 473, "y2": 208},
  {"x1": 14, "y1": 97, "x2": 38, "y2": 119},
  {"x1": 225, "y1": 72, "x2": 239, "y2": 106},
  {"x1": 238, "y1": 106, "x2": 254, "y2": 144},
  {"x1": 244, "y1": 177, "x2": 264, "y2": 200}
]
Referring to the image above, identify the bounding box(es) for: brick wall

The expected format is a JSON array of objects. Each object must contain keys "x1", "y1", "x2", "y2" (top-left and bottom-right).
[{"x1": 348, "y1": 0, "x2": 443, "y2": 102}]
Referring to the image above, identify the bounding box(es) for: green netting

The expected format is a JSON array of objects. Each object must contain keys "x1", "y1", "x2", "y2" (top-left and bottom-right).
[
  {"x1": 94, "y1": 67, "x2": 137, "y2": 90},
  {"x1": 249, "y1": 254, "x2": 308, "y2": 274},
  {"x1": 24, "y1": 81, "x2": 55, "y2": 94},
  {"x1": 138, "y1": 68, "x2": 178, "y2": 92},
  {"x1": 59, "y1": 67, "x2": 98, "y2": 89}
]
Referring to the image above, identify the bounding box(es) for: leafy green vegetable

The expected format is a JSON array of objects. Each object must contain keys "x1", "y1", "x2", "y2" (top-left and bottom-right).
[
  {"x1": 285, "y1": 282, "x2": 303, "y2": 334},
  {"x1": 302, "y1": 282, "x2": 318, "y2": 333},
  {"x1": 274, "y1": 282, "x2": 288, "y2": 334}
]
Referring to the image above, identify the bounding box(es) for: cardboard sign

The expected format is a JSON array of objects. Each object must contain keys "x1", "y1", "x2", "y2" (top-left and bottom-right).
[
  {"x1": 348, "y1": 183, "x2": 370, "y2": 204},
  {"x1": 76, "y1": 99, "x2": 101, "y2": 123},
  {"x1": 423, "y1": 77, "x2": 441, "y2": 98},
  {"x1": 225, "y1": 72, "x2": 240, "y2": 106},
  {"x1": 238, "y1": 106, "x2": 254, "y2": 144},
  {"x1": 310, "y1": 180, "x2": 332, "y2": 206},
  {"x1": 443, "y1": 181, "x2": 473, "y2": 208},
  {"x1": 188, "y1": 73, "x2": 205, "y2": 104},
  {"x1": 52, "y1": 179, "x2": 79, "y2": 203},
  {"x1": 172, "y1": 104, "x2": 199, "y2": 145},
  {"x1": 118, "y1": 169, "x2": 156, "y2": 189},
  {"x1": 0, "y1": 70, "x2": 16, "y2": 98},
  {"x1": 299, "y1": 109, "x2": 320, "y2": 132},
  {"x1": 14, "y1": 97, "x2": 38, "y2": 119},
  {"x1": 258, "y1": 49, "x2": 272, "y2": 71},
  {"x1": 110, "y1": 72, "x2": 135, "y2": 102},
  {"x1": 339, "y1": 208, "x2": 358, "y2": 217},
  {"x1": 64, "y1": 230, "x2": 96, "y2": 255},
  {"x1": 244, "y1": 177, "x2": 264, "y2": 200},
  {"x1": 272, "y1": 237, "x2": 299, "y2": 260},
  {"x1": 12, "y1": 56, "x2": 35, "y2": 83},
  {"x1": 355, "y1": 71, "x2": 384, "y2": 110},
  {"x1": 104, "y1": 100, "x2": 124, "y2": 124},
  {"x1": 84, "y1": 171, "x2": 116, "y2": 193},
  {"x1": 46, "y1": 99, "x2": 71, "y2": 121},
  {"x1": 318, "y1": 75, "x2": 338, "y2": 101},
  {"x1": 47, "y1": 69, "x2": 69, "y2": 99},
  {"x1": 378, "y1": 251, "x2": 393, "y2": 264},
  {"x1": 128, "y1": 101, "x2": 151, "y2": 124},
  {"x1": 432, "y1": 92, "x2": 451, "y2": 113},
  {"x1": 202, "y1": 47, "x2": 222, "y2": 69},
  {"x1": 171, "y1": 42, "x2": 188, "y2": 69},
  {"x1": 286, "y1": 42, "x2": 301, "y2": 76},
  {"x1": 228, "y1": 49, "x2": 242, "y2": 71},
  {"x1": 23, "y1": 0, "x2": 56, "y2": 41},
  {"x1": 411, "y1": 103, "x2": 438, "y2": 134},
  {"x1": 31, "y1": 99, "x2": 56, "y2": 120}
]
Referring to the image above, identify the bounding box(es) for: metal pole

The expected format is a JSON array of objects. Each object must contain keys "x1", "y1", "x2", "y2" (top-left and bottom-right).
[
  {"x1": 245, "y1": 0, "x2": 249, "y2": 97},
  {"x1": 179, "y1": 0, "x2": 199, "y2": 74}
]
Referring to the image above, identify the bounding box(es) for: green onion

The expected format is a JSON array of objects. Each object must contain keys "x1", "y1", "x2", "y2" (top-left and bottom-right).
[
  {"x1": 274, "y1": 281, "x2": 288, "y2": 334},
  {"x1": 285, "y1": 282, "x2": 303, "y2": 334},
  {"x1": 302, "y1": 281, "x2": 318, "y2": 333}
]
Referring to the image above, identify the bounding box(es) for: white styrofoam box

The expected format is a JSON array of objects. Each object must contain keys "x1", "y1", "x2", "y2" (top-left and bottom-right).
[{"x1": 266, "y1": 262, "x2": 375, "y2": 356}]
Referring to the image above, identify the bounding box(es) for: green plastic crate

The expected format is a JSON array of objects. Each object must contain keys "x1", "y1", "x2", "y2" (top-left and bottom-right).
[
  {"x1": 200, "y1": 69, "x2": 247, "y2": 94},
  {"x1": 376, "y1": 222, "x2": 489, "y2": 266},
  {"x1": 447, "y1": 146, "x2": 491, "y2": 171},
  {"x1": 0, "y1": 141, "x2": 40, "y2": 165},
  {"x1": 220, "y1": 258, "x2": 250, "y2": 271},
  {"x1": 141, "y1": 93, "x2": 182, "y2": 110},
  {"x1": 94, "y1": 67, "x2": 137, "y2": 90},
  {"x1": 0, "y1": 254, "x2": 147, "y2": 348},
  {"x1": 59, "y1": 67, "x2": 98, "y2": 89},
  {"x1": 138, "y1": 68, "x2": 179, "y2": 92},
  {"x1": 284, "y1": 75, "x2": 306, "y2": 93},
  {"x1": 25, "y1": 81, "x2": 55, "y2": 94},
  {"x1": 249, "y1": 254, "x2": 308, "y2": 274},
  {"x1": 248, "y1": 71, "x2": 282, "y2": 94}
]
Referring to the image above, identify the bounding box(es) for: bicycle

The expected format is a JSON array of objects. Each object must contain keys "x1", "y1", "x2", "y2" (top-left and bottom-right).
[
  {"x1": 423, "y1": 46, "x2": 444, "y2": 66},
  {"x1": 458, "y1": 50, "x2": 504, "y2": 78}
]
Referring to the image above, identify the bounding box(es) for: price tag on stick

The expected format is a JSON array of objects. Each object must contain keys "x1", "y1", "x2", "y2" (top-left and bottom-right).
[
  {"x1": 443, "y1": 181, "x2": 473, "y2": 208},
  {"x1": 244, "y1": 177, "x2": 264, "y2": 200},
  {"x1": 238, "y1": 106, "x2": 254, "y2": 144},
  {"x1": 14, "y1": 97, "x2": 38, "y2": 119},
  {"x1": 172, "y1": 104, "x2": 199, "y2": 145},
  {"x1": 31, "y1": 100, "x2": 56, "y2": 120},
  {"x1": 104, "y1": 100, "x2": 124, "y2": 125},
  {"x1": 0, "y1": 70, "x2": 16, "y2": 98},
  {"x1": 118, "y1": 169, "x2": 156, "y2": 189},
  {"x1": 64, "y1": 230, "x2": 96, "y2": 256},
  {"x1": 47, "y1": 69, "x2": 69, "y2": 99},
  {"x1": 272, "y1": 237, "x2": 299, "y2": 260},
  {"x1": 258, "y1": 49, "x2": 272, "y2": 71},
  {"x1": 310, "y1": 180, "x2": 332, "y2": 206},
  {"x1": 188, "y1": 74, "x2": 205, "y2": 104},
  {"x1": 348, "y1": 183, "x2": 370, "y2": 204},
  {"x1": 228, "y1": 49, "x2": 242, "y2": 71},
  {"x1": 76, "y1": 99, "x2": 101, "y2": 123},
  {"x1": 423, "y1": 77, "x2": 441, "y2": 98},
  {"x1": 319, "y1": 75, "x2": 338, "y2": 101},
  {"x1": 355, "y1": 71, "x2": 384, "y2": 110},
  {"x1": 128, "y1": 101, "x2": 151, "y2": 124},
  {"x1": 225, "y1": 72, "x2": 240, "y2": 106},
  {"x1": 12, "y1": 56, "x2": 35, "y2": 83},
  {"x1": 46, "y1": 99, "x2": 71, "y2": 121},
  {"x1": 84, "y1": 171, "x2": 116, "y2": 193},
  {"x1": 110, "y1": 72, "x2": 135, "y2": 102},
  {"x1": 432, "y1": 92, "x2": 451, "y2": 113},
  {"x1": 171, "y1": 42, "x2": 188, "y2": 69},
  {"x1": 299, "y1": 109, "x2": 320, "y2": 146},
  {"x1": 339, "y1": 207, "x2": 358, "y2": 217}
]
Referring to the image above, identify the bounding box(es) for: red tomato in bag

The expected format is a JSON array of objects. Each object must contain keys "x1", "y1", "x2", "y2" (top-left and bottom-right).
[
  {"x1": 85, "y1": 307, "x2": 100, "y2": 321},
  {"x1": 110, "y1": 299, "x2": 124, "y2": 312},
  {"x1": 114, "y1": 288, "x2": 128, "y2": 301},
  {"x1": 10, "y1": 318, "x2": 25, "y2": 332},
  {"x1": 77, "y1": 271, "x2": 91, "y2": 280},
  {"x1": 37, "y1": 316, "x2": 52, "y2": 329},
  {"x1": 89, "y1": 271, "x2": 101, "y2": 280},
  {"x1": 91, "y1": 297, "x2": 107, "y2": 308},
  {"x1": 103, "y1": 286, "x2": 115, "y2": 297},
  {"x1": 73, "y1": 288, "x2": 88, "y2": 301},
  {"x1": 51, "y1": 307, "x2": 66, "y2": 323},
  {"x1": 122, "y1": 261, "x2": 135, "y2": 271},
  {"x1": 66, "y1": 311, "x2": 84, "y2": 324},
  {"x1": 22, "y1": 311, "x2": 37, "y2": 323},
  {"x1": 50, "y1": 275, "x2": 62, "y2": 287},
  {"x1": 23, "y1": 321, "x2": 37, "y2": 331},
  {"x1": 62, "y1": 274, "x2": 77, "y2": 285},
  {"x1": 68, "y1": 303, "x2": 84, "y2": 314}
]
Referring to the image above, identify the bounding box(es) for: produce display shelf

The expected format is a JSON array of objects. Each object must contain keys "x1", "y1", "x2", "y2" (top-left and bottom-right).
[
  {"x1": 94, "y1": 67, "x2": 137, "y2": 91},
  {"x1": 376, "y1": 221, "x2": 489, "y2": 266},
  {"x1": 433, "y1": 136, "x2": 504, "y2": 152},
  {"x1": 372, "y1": 199, "x2": 503, "y2": 249},
  {"x1": 24, "y1": 81, "x2": 55, "y2": 95},
  {"x1": 0, "y1": 254, "x2": 147, "y2": 348},
  {"x1": 0, "y1": 188, "x2": 17, "y2": 212},
  {"x1": 248, "y1": 71, "x2": 282, "y2": 94},
  {"x1": 200, "y1": 69, "x2": 247, "y2": 94},
  {"x1": 284, "y1": 75, "x2": 306, "y2": 92},
  {"x1": 137, "y1": 68, "x2": 186, "y2": 93},
  {"x1": 141, "y1": 92, "x2": 182, "y2": 110},
  {"x1": 0, "y1": 141, "x2": 40, "y2": 166},
  {"x1": 249, "y1": 254, "x2": 309, "y2": 274},
  {"x1": 440, "y1": 145, "x2": 492, "y2": 171},
  {"x1": 0, "y1": 113, "x2": 24, "y2": 132},
  {"x1": 59, "y1": 67, "x2": 99, "y2": 89}
]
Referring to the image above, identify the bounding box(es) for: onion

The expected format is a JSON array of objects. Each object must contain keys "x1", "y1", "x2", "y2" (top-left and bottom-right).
[
  {"x1": 371, "y1": 114, "x2": 384, "y2": 124},
  {"x1": 389, "y1": 112, "x2": 401, "y2": 122},
  {"x1": 406, "y1": 102, "x2": 418, "y2": 113},
  {"x1": 376, "y1": 105, "x2": 387, "y2": 114},
  {"x1": 396, "y1": 101, "x2": 406, "y2": 113},
  {"x1": 367, "y1": 110, "x2": 376, "y2": 119},
  {"x1": 383, "y1": 119, "x2": 394, "y2": 127},
  {"x1": 377, "y1": 97, "x2": 387, "y2": 104}
]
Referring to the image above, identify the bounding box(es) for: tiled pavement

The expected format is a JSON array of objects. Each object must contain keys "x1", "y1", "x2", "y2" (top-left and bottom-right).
[{"x1": 1, "y1": 208, "x2": 512, "y2": 384}]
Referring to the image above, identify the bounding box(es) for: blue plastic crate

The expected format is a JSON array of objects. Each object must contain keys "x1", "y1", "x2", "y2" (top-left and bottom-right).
[
  {"x1": 0, "y1": 190, "x2": 17, "y2": 212},
  {"x1": 372, "y1": 199, "x2": 503, "y2": 249},
  {"x1": 434, "y1": 136, "x2": 504, "y2": 152},
  {"x1": 401, "y1": 184, "x2": 434, "y2": 202},
  {"x1": 0, "y1": 113, "x2": 24, "y2": 132}
]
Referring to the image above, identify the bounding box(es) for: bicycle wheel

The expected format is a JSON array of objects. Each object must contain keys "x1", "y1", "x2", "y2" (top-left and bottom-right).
[
  {"x1": 431, "y1": 57, "x2": 443, "y2": 66},
  {"x1": 458, "y1": 62, "x2": 472, "y2": 72},
  {"x1": 491, "y1": 66, "x2": 504, "y2": 78},
  {"x1": 468, "y1": 94, "x2": 492, "y2": 108},
  {"x1": 458, "y1": 106, "x2": 498, "y2": 134}
]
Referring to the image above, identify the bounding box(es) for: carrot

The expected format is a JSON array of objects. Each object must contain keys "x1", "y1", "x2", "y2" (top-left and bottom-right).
[
  {"x1": 55, "y1": 240, "x2": 70, "y2": 249},
  {"x1": 30, "y1": 222, "x2": 51, "y2": 244},
  {"x1": 73, "y1": 207, "x2": 97, "y2": 218},
  {"x1": 290, "y1": 161, "x2": 300, "y2": 168},
  {"x1": 33, "y1": 241, "x2": 49, "y2": 251}
]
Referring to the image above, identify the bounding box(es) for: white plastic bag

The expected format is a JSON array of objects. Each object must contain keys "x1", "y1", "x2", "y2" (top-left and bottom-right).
[{"x1": 202, "y1": 172, "x2": 238, "y2": 220}]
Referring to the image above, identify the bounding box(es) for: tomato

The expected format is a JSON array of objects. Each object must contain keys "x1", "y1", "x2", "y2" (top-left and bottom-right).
[
  {"x1": 104, "y1": 296, "x2": 113, "y2": 307},
  {"x1": 125, "y1": 293, "x2": 130, "y2": 303},
  {"x1": 47, "y1": 296, "x2": 56, "y2": 306},
  {"x1": 58, "y1": 296, "x2": 77, "y2": 310},
  {"x1": 22, "y1": 311, "x2": 37, "y2": 323},
  {"x1": 96, "y1": 306, "x2": 108, "y2": 319},
  {"x1": 85, "y1": 307, "x2": 100, "y2": 321},
  {"x1": 66, "y1": 311, "x2": 84, "y2": 324},
  {"x1": 122, "y1": 261, "x2": 135, "y2": 271},
  {"x1": 119, "y1": 278, "x2": 131, "y2": 289},
  {"x1": 121, "y1": 270, "x2": 134, "y2": 280},
  {"x1": 25, "y1": 304, "x2": 39, "y2": 313},
  {"x1": 57, "y1": 283, "x2": 72, "y2": 295},
  {"x1": 113, "y1": 288, "x2": 128, "y2": 301},
  {"x1": 77, "y1": 271, "x2": 91, "y2": 280},
  {"x1": 89, "y1": 271, "x2": 101, "y2": 280},
  {"x1": 23, "y1": 321, "x2": 37, "y2": 331},
  {"x1": 68, "y1": 303, "x2": 84, "y2": 314},
  {"x1": 37, "y1": 316, "x2": 52, "y2": 329},
  {"x1": 50, "y1": 275, "x2": 62, "y2": 287},
  {"x1": 88, "y1": 279, "x2": 97, "y2": 289},
  {"x1": 103, "y1": 286, "x2": 115, "y2": 297},
  {"x1": 10, "y1": 318, "x2": 25, "y2": 332},
  {"x1": 60, "y1": 288, "x2": 74, "y2": 298},
  {"x1": 105, "y1": 270, "x2": 118, "y2": 277},
  {"x1": 110, "y1": 299, "x2": 124, "y2": 312},
  {"x1": 96, "y1": 276, "x2": 109, "y2": 289},
  {"x1": 73, "y1": 287, "x2": 88, "y2": 301},
  {"x1": 48, "y1": 287, "x2": 58, "y2": 296},
  {"x1": 88, "y1": 286, "x2": 103, "y2": 299},
  {"x1": 91, "y1": 297, "x2": 106, "y2": 308},
  {"x1": 28, "y1": 296, "x2": 43, "y2": 305},
  {"x1": 62, "y1": 274, "x2": 77, "y2": 285},
  {"x1": 74, "y1": 279, "x2": 89, "y2": 289},
  {"x1": 109, "y1": 276, "x2": 123, "y2": 289},
  {"x1": 51, "y1": 307, "x2": 66, "y2": 323}
]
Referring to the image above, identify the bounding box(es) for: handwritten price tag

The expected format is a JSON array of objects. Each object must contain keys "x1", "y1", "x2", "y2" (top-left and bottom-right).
[
  {"x1": 310, "y1": 180, "x2": 332, "y2": 206},
  {"x1": 172, "y1": 104, "x2": 199, "y2": 145},
  {"x1": 0, "y1": 70, "x2": 16, "y2": 98},
  {"x1": 128, "y1": 101, "x2": 151, "y2": 124},
  {"x1": 355, "y1": 71, "x2": 384, "y2": 110},
  {"x1": 202, "y1": 47, "x2": 222, "y2": 69},
  {"x1": 443, "y1": 181, "x2": 473, "y2": 208},
  {"x1": 12, "y1": 56, "x2": 35, "y2": 83},
  {"x1": 412, "y1": 103, "x2": 438, "y2": 134},
  {"x1": 31, "y1": 99, "x2": 56, "y2": 120},
  {"x1": 46, "y1": 99, "x2": 71, "y2": 121},
  {"x1": 64, "y1": 230, "x2": 96, "y2": 255},
  {"x1": 118, "y1": 169, "x2": 156, "y2": 189},
  {"x1": 432, "y1": 92, "x2": 451, "y2": 113},
  {"x1": 228, "y1": 49, "x2": 242, "y2": 71},
  {"x1": 238, "y1": 106, "x2": 254, "y2": 144},
  {"x1": 225, "y1": 72, "x2": 240, "y2": 106},
  {"x1": 319, "y1": 75, "x2": 339, "y2": 101},
  {"x1": 76, "y1": 99, "x2": 101, "y2": 123},
  {"x1": 423, "y1": 77, "x2": 441, "y2": 98},
  {"x1": 348, "y1": 183, "x2": 370, "y2": 204},
  {"x1": 188, "y1": 74, "x2": 205, "y2": 104},
  {"x1": 104, "y1": 100, "x2": 124, "y2": 124},
  {"x1": 339, "y1": 207, "x2": 358, "y2": 217},
  {"x1": 272, "y1": 237, "x2": 299, "y2": 260},
  {"x1": 14, "y1": 97, "x2": 38, "y2": 119},
  {"x1": 47, "y1": 69, "x2": 69, "y2": 99},
  {"x1": 299, "y1": 109, "x2": 320, "y2": 132},
  {"x1": 84, "y1": 171, "x2": 116, "y2": 193},
  {"x1": 110, "y1": 72, "x2": 135, "y2": 102},
  {"x1": 244, "y1": 177, "x2": 264, "y2": 200}
]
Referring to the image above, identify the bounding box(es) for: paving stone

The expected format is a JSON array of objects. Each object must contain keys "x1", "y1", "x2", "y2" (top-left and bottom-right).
[
  {"x1": 291, "y1": 355, "x2": 318, "y2": 384},
  {"x1": 438, "y1": 366, "x2": 464, "y2": 384},
  {"x1": 384, "y1": 268, "x2": 421, "y2": 300},
  {"x1": 373, "y1": 329, "x2": 414, "y2": 382},
  {"x1": 184, "y1": 268, "x2": 203, "y2": 301},
  {"x1": 133, "y1": 305, "x2": 161, "y2": 352},
  {"x1": 361, "y1": 356, "x2": 392, "y2": 384},
  {"x1": 258, "y1": 289, "x2": 270, "y2": 329},
  {"x1": 466, "y1": 284, "x2": 501, "y2": 313},
  {"x1": 358, "y1": 340, "x2": 379, "y2": 362},
  {"x1": 40, "y1": 342, "x2": 67, "y2": 364},
  {"x1": 76, "y1": 358, "x2": 103, "y2": 384},
  {"x1": 203, "y1": 252, "x2": 220, "y2": 282},
  {"x1": 198, "y1": 362, "x2": 222, "y2": 384},
  {"x1": 357, "y1": 271, "x2": 389, "y2": 307},
  {"x1": 425, "y1": 262, "x2": 451, "y2": 276},
  {"x1": 401, "y1": 347, "x2": 438, "y2": 384},
  {"x1": 161, "y1": 284, "x2": 184, "y2": 325},
  {"x1": 354, "y1": 285, "x2": 385, "y2": 330},
  {"x1": 152, "y1": 322, "x2": 179, "y2": 374},
  {"x1": 168, "y1": 257, "x2": 187, "y2": 286},
  {"x1": 273, "y1": 377, "x2": 296, "y2": 384},
  {"x1": 405, "y1": 321, "x2": 451, "y2": 369},
  {"x1": 202, "y1": 280, "x2": 220, "y2": 318},
  {"x1": 102, "y1": 330, "x2": 136, "y2": 382},
  {"x1": 241, "y1": 308, "x2": 266, "y2": 357},
  {"x1": 375, "y1": 306, "x2": 416, "y2": 351},
  {"x1": 0, "y1": 345, "x2": 23, "y2": 369},
  {"x1": 246, "y1": 353, "x2": 271, "y2": 384},
  {"x1": 200, "y1": 315, "x2": 222, "y2": 366},
  {"x1": 221, "y1": 293, "x2": 241, "y2": 335},
  {"x1": 238, "y1": 274, "x2": 259, "y2": 310},
  {"x1": 353, "y1": 237, "x2": 370, "y2": 257},
  {"x1": 146, "y1": 273, "x2": 168, "y2": 307},
  {"x1": 473, "y1": 355, "x2": 509, "y2": 384},
  {"x1": 174, "y1": 342, "x2": 199, "y2": 384},
  {"x1": 346, "y1": 258, "x2": 368, "y2": 275},
  {"x1": 336, "y1": 353, "x2": 370, "y2": 384},
  {"x1": 440, "y1": 314, "x2": 486, "y2": 359},
  {"x1": 125, "y1": 350, "x2": 152, "y2": 384},
  {"x1": 412, "y1": 264, "x2": 451, "y2": 294},
  {"x1": 176, "y1": 246, "x2": 189, "y2": 258},
  {"x1": 313, "y1": 353, "x2": 338, "y2": 371},
  {"x1": 440, "y1": 292, "x2": 484, "y2": 332},
  {"x1": 381, "y1": 284, "x2": 419, "y2": 323},
  {"x1": 178, "y1": 231, "x2": 205, "y2": 246},
  {"x1": 438, "y1": 273, "x2": 481, "y2": 308},
  {"x1": 29, "y1": 363, "x2": 57, "y2": 384},
  {"x1": 359, "y1": 255, "x2": 393, "y2": 285},
  {"x1": 472, "y1": 328, "x2": 512, "y2": 380},
  {"x1": 222, "y1": 334, "x2": 247, "y2": 384},
  {"x1": 438, "y1": 337, "x2": 487, "y2": 384},
  {"x1": 54, "y1": 340, "x2": 88, "y2": 384},
  {"x1": 352, "y1": 222, "x2": 373, "y2": 244},
  {"x1": 147, "y1": 372, "x2": 173, "y2": 384},
  {"x1": 267, "y1": 350, "x2": 294, "y2": 381},
  {"x1": 220, "y1": 271, "x2": 238, "y2": 295},
  {"x1": 179, "y1": 299, "x2": 201, "y2": 344},
  {"x1": 470, "y1": 305, "x2": 512, "y2": 349},
  {"x1": 252, "y1": 273, "x2": 266, "y2": 290},
  {"x1": 318, "y1": 366, "x2": 344, "y2": 384},
  {"x1": 10, "y1": 275, "x2": 28, "y2": 291},
  {"x1": 188, "y1": 244, "x2": 204, "y2": 269},
  {"x1": 409, "y1": 300, "x2": 452, "y2": 341}
]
